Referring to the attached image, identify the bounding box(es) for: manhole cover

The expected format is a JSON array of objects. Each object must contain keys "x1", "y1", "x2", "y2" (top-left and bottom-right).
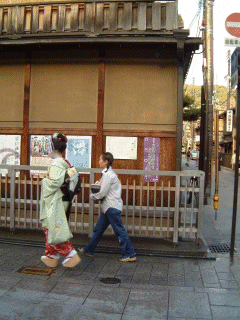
[
  {"x1": 18, "y1": 267, "x2": 54, "y2": 276},
  {"x1": 208, "y1": 244, "x2": 230, "y2": 253},
  {"x1": 100, "y1": 277, "x2": 121, "y2": 284}
]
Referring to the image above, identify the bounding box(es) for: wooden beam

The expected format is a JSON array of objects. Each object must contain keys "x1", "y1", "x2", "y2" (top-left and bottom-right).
[
  {"x1": 21, "y1": 52, "x2": 31, "y2": 166},
  {"x1": 95, "y1": 49, "x2": 105, "y2": 166}
]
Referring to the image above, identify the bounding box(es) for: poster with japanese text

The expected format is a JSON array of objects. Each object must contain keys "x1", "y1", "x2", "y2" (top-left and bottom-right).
[
  {"x1": 143, "y1": 137, "x2": 160, "y2": 182},
  {"x1": 66, "y1": 136, "x2": 92, "y2": 168},
  {"x1": 106, "y1": 136, "x2": 137, "y2": 159},
  {"x1": 0, "y1": 135, "x2": 21, "y2": 176}
]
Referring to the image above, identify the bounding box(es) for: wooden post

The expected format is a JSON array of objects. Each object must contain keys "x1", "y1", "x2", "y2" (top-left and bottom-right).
[
  {"x1": 21, "y1": 52, "x2": 31, "y2": 168},
  {"x1": 95, "y1": 49, "x2": 105, "y2": 167}
]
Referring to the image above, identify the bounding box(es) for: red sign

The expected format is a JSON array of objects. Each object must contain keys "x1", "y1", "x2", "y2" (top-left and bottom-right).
[{"x1": 225, "y1": 13, "x2": 240, "y2": 38}]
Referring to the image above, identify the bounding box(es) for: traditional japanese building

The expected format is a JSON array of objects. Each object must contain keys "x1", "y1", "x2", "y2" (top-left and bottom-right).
[{"x1": 0, "y1": 0, "x2": 201, "y2": 171}]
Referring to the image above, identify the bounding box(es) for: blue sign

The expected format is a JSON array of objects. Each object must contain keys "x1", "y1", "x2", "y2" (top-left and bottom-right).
[
  {"x1": 231, "y1": 48, "x2": 238, "y2": 88},
  {"x1": 66, "y1": 136, "x2": 92, "y2": 169}
]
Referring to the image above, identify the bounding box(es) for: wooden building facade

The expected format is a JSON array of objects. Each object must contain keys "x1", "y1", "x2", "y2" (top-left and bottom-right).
[{"x1": 0, "y1": 0, "x2": 201, "y2": 171}]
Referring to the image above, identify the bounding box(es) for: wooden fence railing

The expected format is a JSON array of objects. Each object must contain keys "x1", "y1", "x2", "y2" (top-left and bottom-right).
[{"x1": 0, "y1": 165, "x2": 204, "y2": 243}]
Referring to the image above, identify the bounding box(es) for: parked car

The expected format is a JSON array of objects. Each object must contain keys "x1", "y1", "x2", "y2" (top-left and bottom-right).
[{"x1": 191, "y1": 150, "x2": 198, "y2": 160}]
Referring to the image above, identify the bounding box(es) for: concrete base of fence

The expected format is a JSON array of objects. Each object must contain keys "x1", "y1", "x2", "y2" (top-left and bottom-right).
[{"x1": 0, "y1": 227, "x2": 209, "y2": 258}]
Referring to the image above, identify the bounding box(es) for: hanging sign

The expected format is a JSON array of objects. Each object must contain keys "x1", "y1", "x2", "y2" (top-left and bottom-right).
[
  {"x1": 143, "y1": 137, "x2": 160, "y2": 182},
  {"x1": 226, "y1": 110, "x2": 233, "y2": 132}
]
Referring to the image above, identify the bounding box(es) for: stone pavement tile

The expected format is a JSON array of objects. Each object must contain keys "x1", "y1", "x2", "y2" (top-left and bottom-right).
[
  {"x1": 120, "y1": 282, "x2": 169, "y2": 291},
  {"x1": 185, "y1": 279, "x2": 203, "y2": 288},
  {"x1": 80, "y1": 286, "x2": 129, "y2": 314},
  {"x1": 11, "y1": 278, "x2": 58, "y2": 293},
  {"x1": 114, "y1": 274, "x2": 133, "y2": 283},
  {"x1": 219, "y1": 280, "x2": 239, "y2": 289},
  {"x1": 73, "y1": 308, "x2": 122, "y2": 320},
  {"x1": 129, "y1": 277, "x2": 150, "y2": 285},
  {"x1": 128, "y1": 289, "x2": 168, "y2": 302},
  {"x1": 117, "y1": 264, "x2": 137, "y2": 275},
  {"x1": 86, "y1": 285, "x2": 130, "y2": 302},
  {"x1": 78, "y1": 272, "x2": 99, "y2": 280},
  {"x1": 49, "y1": 282, "x2": 93, "y2": 297},
  {"x1": 203, "y1": 282, "x2": 221, "y2": 289},
  {"x1": 0, "y1": 295, "x2": 37, "y2": 319},
  {"x1": 168, "y1": 292, "x2": 211, "y2": 319},
  {"x1": 194, "y1": 287, "x2": 240, "y2": 294},
  {"x1": 83, "y1": 258, "x2": 108, "y2": 273},
  {"x1": 211, "y1": 306, "x2": 240, "y2": 320},
  {"x1": 216, "y1": 272, "x2": 235, "y2": 280},
  {"x1": 198, "y1": 260, "x2": 215, "y2": 268},
  {"x1": 0, "y1": 276, "x2": 22, "y2": 289},
  {"x1": 168, "y1": 318, "x2": 210, "y2": 320},
  {"x1": 121, "y1": 300, "x2": 168, "y2": 320},
  {"x1": 25, "y1": 295, "x2": 82, "y2": 320},
  {"x1": 209, "y1": 292, "x2": 240, "y2": 306},
  {"x1": 2, "y1": 289, "x2": 47, "y2": 304},
  {"x1": 149, "y1": 278, "x2": 168, "y2": 286},
  {"x1": 97, "y1": 272, "x2": 119, "y2": 280},
  {"x1": 167, "y1": 280, "x2": 185, "y2": 287},
  {"x1": 80, "y1": 299, "x2": 126, "y2": 314}
]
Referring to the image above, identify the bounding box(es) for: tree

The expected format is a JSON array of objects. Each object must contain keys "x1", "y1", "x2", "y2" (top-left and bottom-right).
[{"x1": 183, "y1": 91, "x2": 201, "y2": 121}]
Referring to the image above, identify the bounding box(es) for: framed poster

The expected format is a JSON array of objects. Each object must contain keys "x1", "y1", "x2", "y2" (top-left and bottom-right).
[
  {"x1": 0, "y1": 135, "x2": 21, "y2": 176},
  {"x1": 143, "y1": 137, "x2": 160, "y2": 182},
  {"x1": 106, "y1": 136, "x2": 137, "y2": 160},
  {"x1": 30, "y1": 135, "x2": 53, "y2": 174},
  {"x1": 66, "y1": 136, "x2": 92, "y2": 168}
]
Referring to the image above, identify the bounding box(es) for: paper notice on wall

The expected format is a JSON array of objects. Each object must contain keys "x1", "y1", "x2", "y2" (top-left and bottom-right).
[
  {"x1": 143, "y1": 137, "x2": 160, "y2": 182},
  {"x1": 0, "y1": 135, "x2": 21, "y2": 176},
  {"x1": 66, "y1": 136, "x2": 92, "y2": 168},
  {"x1": 106, "y1": 136, "x2": 138, "y2": 160}
]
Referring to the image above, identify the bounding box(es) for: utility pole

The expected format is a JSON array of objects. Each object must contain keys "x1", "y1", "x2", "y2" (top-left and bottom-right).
[{"x1": 202, "y1": 0, "x2": 214, "y2": 203}]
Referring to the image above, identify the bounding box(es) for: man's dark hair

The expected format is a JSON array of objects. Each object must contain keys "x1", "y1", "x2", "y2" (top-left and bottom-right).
[{"x1": 102, "y1": 152, "x2": 114, "y2": 168}]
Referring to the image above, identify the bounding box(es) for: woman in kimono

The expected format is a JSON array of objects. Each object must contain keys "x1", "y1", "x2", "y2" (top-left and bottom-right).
[{"x1": 40, "y1": 133, "x2": 81, "y2": 268}]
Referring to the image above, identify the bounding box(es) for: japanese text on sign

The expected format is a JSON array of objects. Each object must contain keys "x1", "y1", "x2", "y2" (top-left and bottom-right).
[{"x1": 143, "y1": 137, "x2": 160, "y2": 182}]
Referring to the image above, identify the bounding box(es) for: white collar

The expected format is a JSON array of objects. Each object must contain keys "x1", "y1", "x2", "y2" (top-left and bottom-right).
[{"x1": 102, "y1": 167, "x2": 111, "y2": 174}]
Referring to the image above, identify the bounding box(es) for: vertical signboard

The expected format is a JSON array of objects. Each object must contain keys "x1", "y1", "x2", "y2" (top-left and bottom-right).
[
  {"x1": 231, "y1": 47, "x2": 239, "y2": 89},
  {"x1": 226, "y1": 110, "x2": 233, "y2": 132},
  {"x1": 143, "y1": 137, "x2": 160, "y2": 182}
]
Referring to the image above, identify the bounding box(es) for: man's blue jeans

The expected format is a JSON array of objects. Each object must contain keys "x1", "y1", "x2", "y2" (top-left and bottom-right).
[{"x1": 83, "y1": 208, "x2": 136, "y2": 259}]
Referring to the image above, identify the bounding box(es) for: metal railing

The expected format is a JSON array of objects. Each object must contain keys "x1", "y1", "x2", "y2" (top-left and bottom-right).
[{"x1": 0, "y1": 165, "x2": 204, "y2": 243}]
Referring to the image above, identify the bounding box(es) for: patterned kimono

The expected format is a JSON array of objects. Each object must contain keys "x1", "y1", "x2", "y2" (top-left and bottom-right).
[{"x1": 40, "y1": 157, "x2": 74, "y2": 256}]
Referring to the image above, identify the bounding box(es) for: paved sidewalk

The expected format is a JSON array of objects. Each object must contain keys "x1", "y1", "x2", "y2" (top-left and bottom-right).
[
  {"x1": 1, "y1": 159, "x2": 240, "y2": 319},
  {"x1": 0, "y1": 242, "x2": 240, "y2": 320}
]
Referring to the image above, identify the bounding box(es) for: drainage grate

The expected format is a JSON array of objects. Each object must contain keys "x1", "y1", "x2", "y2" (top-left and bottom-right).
[
  {"x1": 208, "y1": 244, "x2": 230, "y2": 253},
  {"x1": 18, "y1": 267, "x2": 54, "y2": 276},
  {"x1": 100, "y1": 277, "x2": 121, "y2": 284}
]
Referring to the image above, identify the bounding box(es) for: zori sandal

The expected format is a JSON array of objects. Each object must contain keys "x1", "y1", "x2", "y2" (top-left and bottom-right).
[
  {"x1": 62, "y1": 253, "x2": 81, "y2": 268},
  {"x1": 41, "y1": 256, "x2": 58, "y2": 268}
]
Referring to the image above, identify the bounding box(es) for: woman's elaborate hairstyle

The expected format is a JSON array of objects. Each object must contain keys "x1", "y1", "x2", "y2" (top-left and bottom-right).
[
  {"x1": 52, "y1": 133, "x2": 67, "y2": 153},
  {"x1": 102, "y1": 152, "x2": 114, "y2": 168}
]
